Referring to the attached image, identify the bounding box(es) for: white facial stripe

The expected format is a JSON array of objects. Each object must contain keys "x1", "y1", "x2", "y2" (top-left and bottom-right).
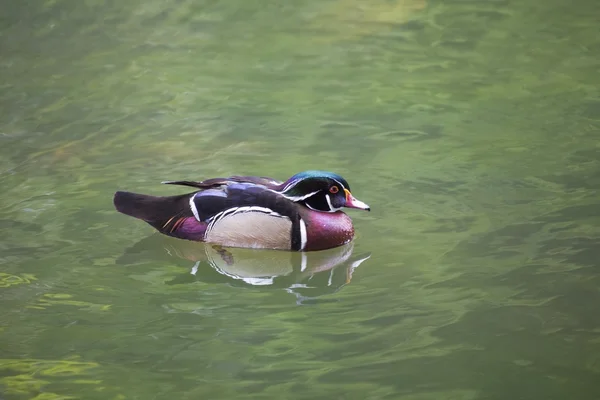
[
  {"x1": 189, "y1": 195, "x2": 200, "y2": 221},
  {"x1": 281, "y1": 178, "x2": 301, "y2": 193},
  {"x1": 299, "y1": 218, "x2": 307, "y2": 250},
  {"x1": 332, "y1": 178, "x2": 346, "y2": 191},
  {"x1": 281, "y1": 189, "x2": 321, "y2": 202}
]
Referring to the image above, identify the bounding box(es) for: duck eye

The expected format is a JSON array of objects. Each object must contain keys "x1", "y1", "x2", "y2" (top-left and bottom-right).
[{"x1": 329, "y1": 186, "x2": 339, "y2": 194}]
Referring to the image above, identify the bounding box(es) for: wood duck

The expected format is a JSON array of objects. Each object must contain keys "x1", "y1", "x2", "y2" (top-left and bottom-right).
[{"x1": 113, "y1": 170, "x2": 370, "y2": 251}]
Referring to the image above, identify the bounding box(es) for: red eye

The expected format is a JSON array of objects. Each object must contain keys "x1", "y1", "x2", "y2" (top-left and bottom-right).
[{"x1": 329, "y1": 186, "x2": 339, "y2": 194}]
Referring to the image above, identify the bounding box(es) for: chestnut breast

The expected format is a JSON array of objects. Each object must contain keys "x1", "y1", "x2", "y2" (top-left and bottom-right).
[{"x1": 299, "y1": 209, "x2": 355, "y2": 251}]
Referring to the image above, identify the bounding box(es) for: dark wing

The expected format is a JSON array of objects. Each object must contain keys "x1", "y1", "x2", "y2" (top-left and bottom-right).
[
  {"x1": 162, "y1": 175, "x2": 282, "y2": 190},
  {"x1": 228, "y1": 176, "x2": 283, "y2": 188},
  {"x1": 190, "y1": 183, "x2": 298, "y2": 222},
  {"x1": 161, "y1": 177, "x2": 232, "y2": 190}
]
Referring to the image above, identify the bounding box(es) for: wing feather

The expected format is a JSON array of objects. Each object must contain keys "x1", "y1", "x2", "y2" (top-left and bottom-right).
[{"x1": 162, "y1": 175, "x2": 282, "y2": 190}]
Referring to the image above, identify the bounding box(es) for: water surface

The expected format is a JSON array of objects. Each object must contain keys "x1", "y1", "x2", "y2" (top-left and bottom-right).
[{"x1": 1, "y1": 0, "x2": 599, "y2": 399}]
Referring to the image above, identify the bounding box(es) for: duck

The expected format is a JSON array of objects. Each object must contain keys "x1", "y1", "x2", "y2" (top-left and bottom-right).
[{"x1": 113, "y1": 170, "x2": 370, "y2": 251}]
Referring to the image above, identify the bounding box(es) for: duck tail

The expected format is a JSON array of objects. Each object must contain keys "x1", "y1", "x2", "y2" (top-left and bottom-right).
[{"x1": 113, "y1": 191, "x2": 189, "y2": 229}]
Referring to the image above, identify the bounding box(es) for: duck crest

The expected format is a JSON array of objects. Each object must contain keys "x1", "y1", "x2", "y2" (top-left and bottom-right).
[
  {"x1": 278, "y1": 170, "x2": 350, "y2": 195},
  {"x1": 114, "y1": 170, "x2": 369, "y2": 251}
]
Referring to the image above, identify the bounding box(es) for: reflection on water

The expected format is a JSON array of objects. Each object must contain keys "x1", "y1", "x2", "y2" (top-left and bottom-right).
[{"x1": 119, "y1": 235, "x2": 370, "y2": 304}]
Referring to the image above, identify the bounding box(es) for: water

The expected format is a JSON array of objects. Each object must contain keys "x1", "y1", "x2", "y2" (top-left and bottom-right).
[{"x1": 1, "y1": 0, "x2": 599, "y2": 398}]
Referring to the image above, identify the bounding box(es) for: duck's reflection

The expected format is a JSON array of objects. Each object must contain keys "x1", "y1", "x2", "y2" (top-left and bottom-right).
[{"x1": 118, "y1": 235, "x2": 370, "y2": 303}]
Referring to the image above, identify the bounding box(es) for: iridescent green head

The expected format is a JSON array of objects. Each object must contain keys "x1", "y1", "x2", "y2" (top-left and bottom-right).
[{"x1": 278, "y1": 170, "x2": 370, "y2": 213}]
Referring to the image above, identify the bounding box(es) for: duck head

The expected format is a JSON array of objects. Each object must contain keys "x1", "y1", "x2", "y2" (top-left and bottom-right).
[{"x1": 276, "y1": 170, "x2": 370, "y2": 212}]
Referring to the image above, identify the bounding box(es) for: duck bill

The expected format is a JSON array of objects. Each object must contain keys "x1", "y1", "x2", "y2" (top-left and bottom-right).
[{"x1": 344, "y1": 189, "x2": 370, "y2": 211}]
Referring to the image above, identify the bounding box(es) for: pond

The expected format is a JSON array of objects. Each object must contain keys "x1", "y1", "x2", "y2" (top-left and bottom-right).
[{"x1": 1, "y1": 0, "x2": 599, "y2": 399}]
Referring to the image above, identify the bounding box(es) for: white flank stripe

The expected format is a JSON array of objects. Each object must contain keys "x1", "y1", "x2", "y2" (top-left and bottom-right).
[
  {"x1": 189, "y1": 195, "x2": 200, "y2": 221},
  {"x1": 299, "y1": 218, "x2": 307, "y2": 250}
]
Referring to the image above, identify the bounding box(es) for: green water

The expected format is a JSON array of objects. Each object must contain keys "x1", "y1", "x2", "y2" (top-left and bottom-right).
[{"x1": 1, "y1": 0, "x2": 599, "y2": 398}]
